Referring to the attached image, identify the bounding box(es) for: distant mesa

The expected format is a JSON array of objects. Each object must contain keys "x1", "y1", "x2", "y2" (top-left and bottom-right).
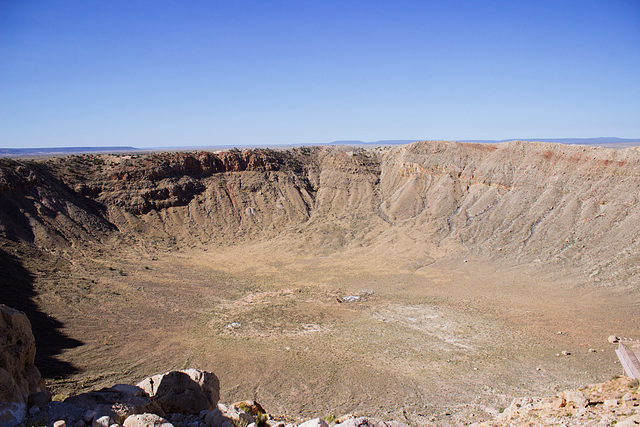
[
  {"x1": 2, "y1": 138, "x2": 639, "y2": 157},
  {"x1": 0, "y1": 146, "x2": 139, "y2": 156}
]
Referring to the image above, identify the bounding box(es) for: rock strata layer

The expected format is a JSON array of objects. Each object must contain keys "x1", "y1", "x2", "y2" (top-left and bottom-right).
[{"x1": 2, "y1": 142, "x2": 640, "y2": 283}]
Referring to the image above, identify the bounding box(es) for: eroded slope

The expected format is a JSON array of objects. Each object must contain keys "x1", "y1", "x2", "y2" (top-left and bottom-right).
[
  {"x1": 1, "y1": 141, "x2": 640, "y2": 425},
  {"x1": 4, "y1": 141, "x2": 640, "y2": 279}
]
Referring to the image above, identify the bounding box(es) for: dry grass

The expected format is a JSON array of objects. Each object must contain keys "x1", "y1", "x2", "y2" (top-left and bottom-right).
[{"x1": 30, "y1": 238, "x2": 640, "y2": 425}]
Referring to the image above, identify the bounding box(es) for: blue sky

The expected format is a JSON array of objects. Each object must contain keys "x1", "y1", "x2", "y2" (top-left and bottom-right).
[{"x1": 1, "y1": 0, "x2": 639, "y2": 148}]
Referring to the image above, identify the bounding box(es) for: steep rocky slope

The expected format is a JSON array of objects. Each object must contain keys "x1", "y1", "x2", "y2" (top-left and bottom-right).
[
  {"x1": 2, "y1": 141, "x2": 640, "y2": 425},
  {"x1": 2, "y1": 141, "x2": 640, "y2": 281},
  {"x1": 379, "y1": 141, "x2": 640, "y2": 284}
]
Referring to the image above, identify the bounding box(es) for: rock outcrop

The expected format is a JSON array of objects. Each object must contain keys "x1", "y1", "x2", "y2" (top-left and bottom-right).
[
  {"x1": 136, "y1": 369, "x2": 220, "y2": 415},
  {"x1": 64, "y1": 383, "x2": 164, "y2": 423},
  {"x1": 0, "y1": 304, "x2": 47, "y2": 427},
  {"x1": 2, "y1": 142, "x2": 640, "y2": 282},
  {"x1": 19, "y1": 375, "x2": 640, "y2": 427},
  {"x1": 11, "y1": 356, "x2": 640, "y2": 427},
  {"x1": 473, "y1": 376, "x2": 640, "y2": 426}
]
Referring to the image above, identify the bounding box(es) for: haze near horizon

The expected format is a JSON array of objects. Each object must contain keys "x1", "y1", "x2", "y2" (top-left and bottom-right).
[{"x1": 1, "y1": 0, "x2": 639, "y2": 149}]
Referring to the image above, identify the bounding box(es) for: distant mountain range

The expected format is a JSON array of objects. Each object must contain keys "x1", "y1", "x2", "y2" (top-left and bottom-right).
[{"x1": 2, "y1": 138, "x2": 639, "y2": 157}]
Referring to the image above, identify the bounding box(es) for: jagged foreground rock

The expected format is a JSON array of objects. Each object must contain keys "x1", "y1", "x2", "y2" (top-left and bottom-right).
[
  {"x1": 472, "y1": 376, "x2": 640, "y2": 426},
  {"x1": 0, "y1": 304, "x2": 47, "y2": 425},
  {"x1": 18, "y1": 369, "x2": 640, "y2": 427}
]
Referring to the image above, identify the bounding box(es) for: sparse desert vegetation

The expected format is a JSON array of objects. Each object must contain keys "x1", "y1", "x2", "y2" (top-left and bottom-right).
[{"x1": 1, "y1": 141, "x2": 640, "y2": 425}]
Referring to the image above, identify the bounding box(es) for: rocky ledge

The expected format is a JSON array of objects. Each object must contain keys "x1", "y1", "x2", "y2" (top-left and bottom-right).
[
  {"x1": 7, "y1": 368, "x2": 406, "y2": 427},
  {"x1": 14, "y1": 369, "x2": 640, "y2": 427},
  {"x1": 0, "y1": 304, "x2": 48, "y2": 426},
  {"x1": 472, "y1": 376, "x2": 640, "y2": 427}
]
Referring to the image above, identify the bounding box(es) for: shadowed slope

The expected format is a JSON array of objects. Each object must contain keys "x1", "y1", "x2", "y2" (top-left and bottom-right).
[{"x1": 0, "y1": 245, "x2": 82, "y2": 377}]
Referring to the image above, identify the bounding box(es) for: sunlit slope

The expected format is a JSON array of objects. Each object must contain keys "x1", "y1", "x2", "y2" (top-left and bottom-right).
[{"x1": 1, "y1": 141, "x2": 639, "y2": 284}]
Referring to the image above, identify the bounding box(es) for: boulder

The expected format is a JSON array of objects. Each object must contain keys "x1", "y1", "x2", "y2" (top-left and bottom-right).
[
  {"x1": 297, "y1": 419, "x2": 328, "y2": 427},
  {"x1": 28, "y1": 390, "x2": 52, "y2": 408},
  {"x1": 93, "y1": 415, "x2": 113, "y2": 427},
  {"x1": 85, "y1": 410, "x2": 98, "y2": 423},
  {"x1": 123, "y1": 413, "x2": 173, "y2": 427},
  {"x1": 205, "y1": 402, "x2": 253, "y2": 427},
  {"x1": 203, "y1": 405, "x2": 227, "y2": 427},
  {"x1": 0, "y1": 305, "x2": 47, "y2": 427},
  {"x1": 137, "y1": 369, "x2": 220, "y2": 415},
  {"x1": 65, "y1": 384, "x2": 162, "y2": 423}
]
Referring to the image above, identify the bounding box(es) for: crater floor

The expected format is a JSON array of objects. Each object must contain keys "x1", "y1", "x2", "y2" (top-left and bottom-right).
[{"x1": 27, "y1": 239, "x2": 639, "y2": 426}]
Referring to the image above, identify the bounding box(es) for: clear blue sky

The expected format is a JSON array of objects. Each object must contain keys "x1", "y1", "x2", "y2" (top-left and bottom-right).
[{"x1": 1, "y1": 0, "x2": 639, "y2": 148}]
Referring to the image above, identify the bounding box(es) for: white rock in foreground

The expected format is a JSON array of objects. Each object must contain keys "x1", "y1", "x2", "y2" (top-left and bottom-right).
[
  {"x1": 123, "y1": 413, "x2": 174, "y2": 427},
  {"x1": 297, "y1": 418, "x2": 329, "y2": 427}
]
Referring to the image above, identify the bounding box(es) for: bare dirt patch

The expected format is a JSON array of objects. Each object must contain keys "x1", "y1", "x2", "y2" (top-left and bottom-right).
[{"x1": 18, "y1": 239, "x2": 637, "y2": 426}]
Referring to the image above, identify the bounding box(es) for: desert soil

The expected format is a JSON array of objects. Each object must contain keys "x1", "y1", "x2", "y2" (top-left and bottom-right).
[
  {"x1": 17, "y1": 237, "x2": 637, "y2": 426},
  {"x1": 2, "y1": 142, "x2": 640, "y2": 426}
]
